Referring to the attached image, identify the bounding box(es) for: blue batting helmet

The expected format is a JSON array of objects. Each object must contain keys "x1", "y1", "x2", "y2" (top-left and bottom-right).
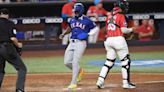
[{"x1": 74, "y1": 3, "x2": 84, "y2": 18}]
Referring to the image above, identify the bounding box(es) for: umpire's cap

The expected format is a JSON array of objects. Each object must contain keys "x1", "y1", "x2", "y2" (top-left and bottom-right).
[{"x1": 0, "y1": 8, "x2": 10, "y2": 15}]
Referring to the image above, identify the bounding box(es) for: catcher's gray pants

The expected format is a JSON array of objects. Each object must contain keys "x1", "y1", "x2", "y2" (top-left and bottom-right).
[
  {"x1": 64, "y1": 39, "x2": 87, "y2": 84},
  {"x1": 0, "y1": 42, "x2": 27, "y2": 90}
]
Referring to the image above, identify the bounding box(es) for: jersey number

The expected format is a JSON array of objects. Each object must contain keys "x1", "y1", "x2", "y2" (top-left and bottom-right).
[{"x1": 107, "y1": 23, "x2": 116, "y2": 31}]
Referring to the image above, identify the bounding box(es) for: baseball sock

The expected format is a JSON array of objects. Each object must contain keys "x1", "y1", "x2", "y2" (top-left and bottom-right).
[{"x1": 71, "y1": 61, "x2": 80, "y2": 84}]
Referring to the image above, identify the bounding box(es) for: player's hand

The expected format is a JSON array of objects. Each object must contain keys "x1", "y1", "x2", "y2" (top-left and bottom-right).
[
  {"x1": 107, "y1": 12, "x2": 111, "y2": 16},
  {"x1": 132, "y1": 27, "x2": 137, "y2": 32},
  {"x1": 94, "y1": 13, "x2": 99, "y2": 21},
  {"x1": 59, "y1": 34, "x2": 64, "y2": 39},
  {"x1": 18, "y1": 42, "x2": 23, "y2": 48}
]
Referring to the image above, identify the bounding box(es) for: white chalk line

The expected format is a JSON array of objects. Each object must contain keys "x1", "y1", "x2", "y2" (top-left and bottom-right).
[
  {"x1": 62, "y1": 87, "x2": 82, "y2": 91},
  {"x1": 136, "y1": 80, "x2": 164, "y2": 84},
  {"x1": 78, "y1": 80, "x2": 164, "y2": 90}
]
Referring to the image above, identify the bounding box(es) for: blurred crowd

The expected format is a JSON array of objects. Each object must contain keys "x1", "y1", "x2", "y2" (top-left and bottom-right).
[
  {"x1": 0, "y1": 0, "x2": 90, "y2": 3},
  {"x1": 61, "y1": 0, "x2": 158, "y2": 45},
  {"x1": 0, "y1": 0, "x2": 158, "y2": 43},
  {"x1": 129, "y1": 19, "x2": 157, "y2": 41},
  {"x1": 0, "y1": 0, "x2": 60, "y2": 3},
  {"x1": 0, "y1": 0, "x2": 32, "y2": 3}
]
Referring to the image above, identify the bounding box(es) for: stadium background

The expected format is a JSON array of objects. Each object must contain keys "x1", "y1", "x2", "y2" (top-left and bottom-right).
[{"x1": 1, "y1": 0, "x2": 164, "y2": 92}]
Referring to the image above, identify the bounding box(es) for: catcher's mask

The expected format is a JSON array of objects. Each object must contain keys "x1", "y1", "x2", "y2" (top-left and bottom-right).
[{"x1": 114, "y1": 0, "x2": 129, "y2": 13}]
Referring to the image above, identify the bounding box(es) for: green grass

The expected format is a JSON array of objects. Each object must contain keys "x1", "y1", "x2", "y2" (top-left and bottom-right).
[{"x1": 5, "y1": 51, "x2": 164, "y2": 74}]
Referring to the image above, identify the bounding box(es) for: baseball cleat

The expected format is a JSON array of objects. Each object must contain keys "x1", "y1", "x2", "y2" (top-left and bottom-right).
[
  {"x1": 96, "y1": 78, "x2": 105, "y2": 89},
  {"x1": 77, "y1": 68, "x2": 84, "y2": 82},
  {"x1": 67, "y1": 84, "x2": 77, "y2": 89},
  {"x1": 122, "y1": 83, "x2": 136, "y2": 89}
]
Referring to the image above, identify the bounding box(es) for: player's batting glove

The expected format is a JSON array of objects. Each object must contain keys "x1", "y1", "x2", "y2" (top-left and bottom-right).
[
  {"x1": 77, "y1": 33, "x2": 89, "y2": 40},
  {"x1": 59, "y1": 34, "x2": 64, "y2": 39}
]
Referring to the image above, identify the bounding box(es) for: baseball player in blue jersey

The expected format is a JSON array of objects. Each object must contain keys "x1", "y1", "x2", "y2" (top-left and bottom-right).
[{"x1": 60, "y1": 3, "x2": 98, "y2": 89}]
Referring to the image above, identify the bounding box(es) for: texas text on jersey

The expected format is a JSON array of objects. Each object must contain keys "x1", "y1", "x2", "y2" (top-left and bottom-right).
[{"x1": 69, "y1": 16, "x2": 96, "y2": 40}]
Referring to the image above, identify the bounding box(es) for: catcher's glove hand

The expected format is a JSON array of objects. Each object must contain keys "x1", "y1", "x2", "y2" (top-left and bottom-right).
[
  {"x1": 124, "y1": 32, "x2": 134, "y2": 40},
  {"x1": 124, "y1": 27, "x2": 138, "y2": 40}
]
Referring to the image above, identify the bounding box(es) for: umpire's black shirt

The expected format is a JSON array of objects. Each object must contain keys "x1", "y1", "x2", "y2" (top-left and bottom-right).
[{"x1": 0, "y1": 17, "x2": 16, "y2": 43}]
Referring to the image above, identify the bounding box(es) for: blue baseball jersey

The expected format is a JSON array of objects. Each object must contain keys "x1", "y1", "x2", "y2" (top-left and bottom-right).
[{"x1": 69, "y1": 16, "x2": 96, "y2": 40}]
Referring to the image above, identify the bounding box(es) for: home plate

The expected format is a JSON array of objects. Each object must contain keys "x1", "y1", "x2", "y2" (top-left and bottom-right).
[
  {"x1": 63, "y1": 87, "x2": 82, "y2": 91},
  {"x1": 108, "y1": 84, "x2": 120, "y2": 87}
]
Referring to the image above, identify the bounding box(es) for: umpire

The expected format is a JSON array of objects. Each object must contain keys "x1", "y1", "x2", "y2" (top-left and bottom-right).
[{"x1": 0, "y1": 8, "x2": 27, "y2": 92}]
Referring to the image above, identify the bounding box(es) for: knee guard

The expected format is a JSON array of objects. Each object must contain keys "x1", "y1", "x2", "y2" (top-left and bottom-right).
[
  {"x1": 121, "y1": 54, "x2": 131, "y2": 82},
  {"x1": 99, "y1": 58, "x2": 115, "y2": 79}
]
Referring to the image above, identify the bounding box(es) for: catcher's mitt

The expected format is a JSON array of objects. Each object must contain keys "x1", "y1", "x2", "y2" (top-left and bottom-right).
[{"x1": 124, "y1": 32, "x2": 135, "y2": 40}]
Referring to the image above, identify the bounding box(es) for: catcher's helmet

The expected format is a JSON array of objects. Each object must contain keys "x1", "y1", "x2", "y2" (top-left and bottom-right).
[
  {"x1": 115, "y1": 0, "x2": 129, "y2": 13},
  {"x1": 74, "y1": 3, "x2": 84, "y2": 18}
]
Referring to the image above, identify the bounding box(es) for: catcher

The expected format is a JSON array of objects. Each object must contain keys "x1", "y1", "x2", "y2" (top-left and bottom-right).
[{"x1": 96, "y1": 0, "x2": 136, "y2": 89}]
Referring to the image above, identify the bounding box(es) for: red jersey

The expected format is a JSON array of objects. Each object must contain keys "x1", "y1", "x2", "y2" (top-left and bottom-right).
[
  {"x1": 106, "y1": 13, "x2": 127, "y2": 37},
  {"x1": 62, "y1": 2, "x2": 74, "y2": 29},
  {"x1": 87, "y1": 6, "x2": 107, "y2": 16},
  {"x1": 62, "y1": 3, "x2": 74, "y2": 16},
  {"x1": 137, "y1": 25, "x2": 155, "y2": 41}
]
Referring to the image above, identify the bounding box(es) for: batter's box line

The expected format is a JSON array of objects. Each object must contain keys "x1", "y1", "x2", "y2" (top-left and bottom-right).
[
  {"x1": 136, "y1": 80, "x2": 164, "y2": 84},
  {"x1": 82, "y1": 84, "x2": 121, "y2": 90},
  {"x1": 63, "y1": 87, "x2": 82, "y2": 91}
]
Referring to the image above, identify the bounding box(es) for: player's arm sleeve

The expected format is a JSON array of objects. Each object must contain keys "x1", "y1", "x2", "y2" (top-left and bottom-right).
[
  {"x1": 9, "y1": 22, "x2": 21, "y2": 48},
  {"x1": 9, "y1": 22, "x2": 17, "y2": 37},
  {"x1": 121, "y1": 27, "x2": 133, "y2": 34},
  {"x1": 88, "y1": 26, "x2": 99, "y2": 36},
  {"x1": 120, "y1": 15, "x2": 133, "y2": 34},
  {"x1": 88, "y1": 20, "x2": 99, "y2": 36},
  {"x1": 62, "y1": 19, "x2": 72, "y2": 35},
  {"x1": 61, "y1": 26, "x2": 71, "y2": 36}
]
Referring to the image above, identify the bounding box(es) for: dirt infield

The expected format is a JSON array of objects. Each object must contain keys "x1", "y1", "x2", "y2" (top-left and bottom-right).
[
  {"x1": 1, "y1": 45, "x2": 163, "y2": 92},
  {"x1": 1, "y1": 73, "x2": 164, "y2": 92}
]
